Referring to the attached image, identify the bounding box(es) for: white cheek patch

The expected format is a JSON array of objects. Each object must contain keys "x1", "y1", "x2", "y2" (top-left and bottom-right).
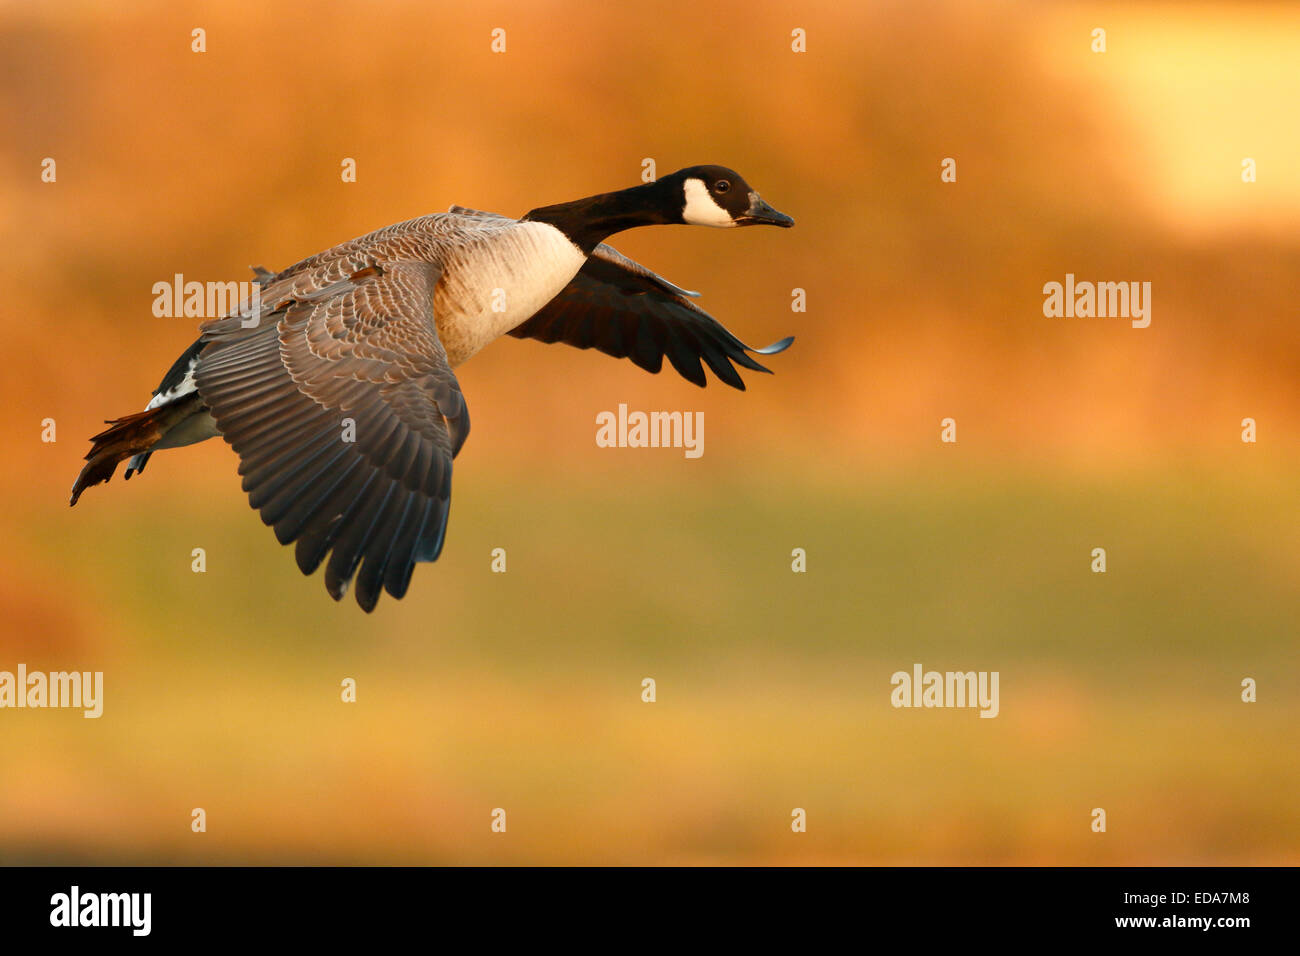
[{"x1": 682, "y1": 178, "x2": 736, "y2": 227}]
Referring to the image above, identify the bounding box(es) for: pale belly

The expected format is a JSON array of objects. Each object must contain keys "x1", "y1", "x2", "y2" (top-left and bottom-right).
[
  {"x1": 154, "y1": 408, "x2": 221, "y2": 449},
  {"x1": 433, "y1": 221, "x2": 586, "y2": 368}
]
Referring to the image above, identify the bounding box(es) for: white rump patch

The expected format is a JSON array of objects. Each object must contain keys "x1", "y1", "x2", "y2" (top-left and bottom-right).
[
  {"x1": 145, "y1": 358, "x2": 198, "y2": 410},
  {"x1": 682, "y1": 178, "x2": 736, "y2": 228}
]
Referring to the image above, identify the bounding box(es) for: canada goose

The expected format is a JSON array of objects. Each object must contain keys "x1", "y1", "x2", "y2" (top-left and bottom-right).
[{"x1": 71, "y1": 165, "x2": 795, "y2": 610}]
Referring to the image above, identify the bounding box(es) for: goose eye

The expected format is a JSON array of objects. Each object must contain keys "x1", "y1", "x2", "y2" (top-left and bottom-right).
[{"x1": 715, "y1": 180, "x2": 731, "y2": 194}]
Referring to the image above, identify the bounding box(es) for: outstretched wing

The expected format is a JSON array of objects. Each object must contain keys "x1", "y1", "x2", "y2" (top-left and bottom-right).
[
  {"x1": 446, "y1": 203, "x2": 793, "y2": 389},
  {"x1": 194, "y1": 259, "x2": 468, "y2": 612},
  {"x1": 509, "y1": 247, "x2": 793, "y2": 389}
]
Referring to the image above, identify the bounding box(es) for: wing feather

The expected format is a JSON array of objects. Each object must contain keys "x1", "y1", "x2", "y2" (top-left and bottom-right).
[
  {"x1": 194, "y1": 259, "x2": 468, "y2": 611},
  {"x1": 509, "y1": 245, "x2": 792, "y2": 389}
]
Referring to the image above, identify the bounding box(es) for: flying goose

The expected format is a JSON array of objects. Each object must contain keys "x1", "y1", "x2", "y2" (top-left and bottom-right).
[{"x1": 71, "y1": 165, "x2": 795, "y2": 611}]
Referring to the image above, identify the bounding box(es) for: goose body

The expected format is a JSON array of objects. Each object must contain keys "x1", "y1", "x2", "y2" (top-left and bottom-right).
[
  {"x1": 71, "y1": 165, "x2": 795, "y2": 610},
  {"x1": 433, "y1": 217, "x2": 588, "y2": 364}
]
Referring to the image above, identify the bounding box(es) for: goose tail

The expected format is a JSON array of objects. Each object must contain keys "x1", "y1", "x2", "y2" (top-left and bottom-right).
[{"x1": 69, "y1": 395, "x2": 201, "y2": 505}]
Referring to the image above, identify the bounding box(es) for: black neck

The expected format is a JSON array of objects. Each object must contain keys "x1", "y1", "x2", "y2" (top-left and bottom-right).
[{"x1": 523, "y1": 178, "x2": 681, "y2": 254}]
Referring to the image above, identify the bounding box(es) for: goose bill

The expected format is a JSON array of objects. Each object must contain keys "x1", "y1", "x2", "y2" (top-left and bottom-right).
[{"x1": 737, "y1": 194, "x2": 794, "y2": 228}]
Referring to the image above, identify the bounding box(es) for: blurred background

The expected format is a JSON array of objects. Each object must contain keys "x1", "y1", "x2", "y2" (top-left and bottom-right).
[{"x1": 1, "y1": 0, "x2": 1297, "y2": 864}]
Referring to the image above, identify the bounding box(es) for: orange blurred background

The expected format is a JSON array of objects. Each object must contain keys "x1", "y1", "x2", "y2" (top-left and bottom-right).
[{"x1": 0, "y1": 0, "x2": 1296, "y2": 864}]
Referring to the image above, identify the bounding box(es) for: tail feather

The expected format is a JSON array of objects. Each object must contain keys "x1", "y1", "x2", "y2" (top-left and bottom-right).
[{"x1": 69, "y1": 395, "x2": 202, "y2": 505}]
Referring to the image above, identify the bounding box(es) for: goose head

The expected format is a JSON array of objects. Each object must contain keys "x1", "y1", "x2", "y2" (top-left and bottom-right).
[
  {"x1": 670, "y1": 165, "x2": 795, "y2": 229},
  {"x1": 523, "y1": 165, "x2": 795, "y2": 253}
]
